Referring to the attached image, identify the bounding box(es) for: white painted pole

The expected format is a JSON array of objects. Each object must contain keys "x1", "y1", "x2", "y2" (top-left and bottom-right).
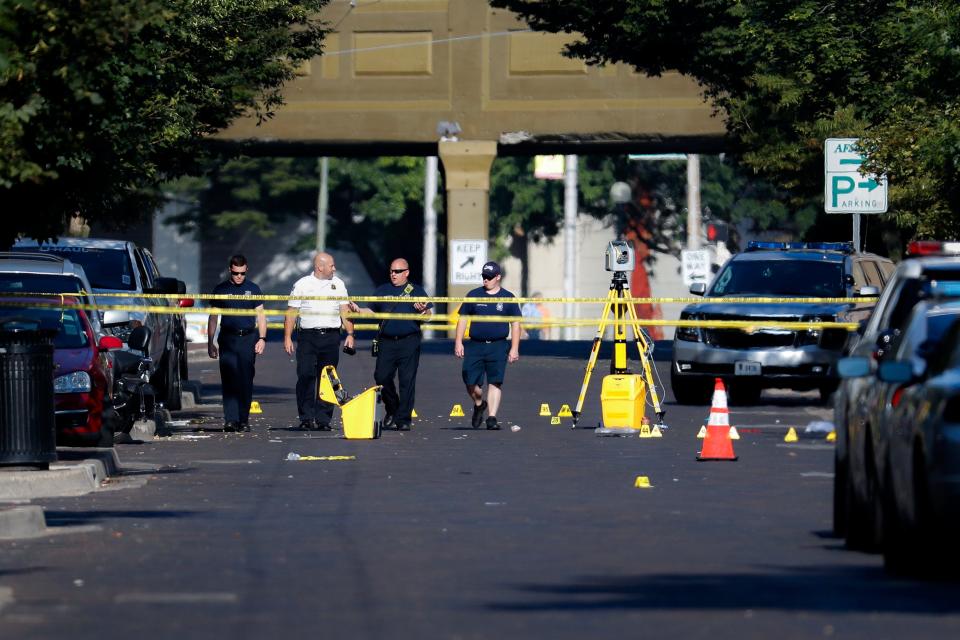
[
  {"x1": 316, "y1": 157, "x2": 329, "y2": 252},
  {"x1": 423, "y1": 156, "x2": 439, "y2": 338},
  {"x1": 852, "y1": 213, "x2": 861, "y2": 252},
  {"x1": 563, "y1": 155, "x2": 578, "y2": 341},
  {"x1": 686, "y1": 154, "x2": 701, "y2": 250}
]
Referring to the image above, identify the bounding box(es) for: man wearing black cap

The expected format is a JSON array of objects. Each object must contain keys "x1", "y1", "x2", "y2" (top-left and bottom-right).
[{"x1": 454, "y1": 261, "x2": 521, "y2": 430}]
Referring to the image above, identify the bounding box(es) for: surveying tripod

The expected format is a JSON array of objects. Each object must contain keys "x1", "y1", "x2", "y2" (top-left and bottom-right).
[{"x1": 571, "y1": 271, "x2": 666, "y2": 429}]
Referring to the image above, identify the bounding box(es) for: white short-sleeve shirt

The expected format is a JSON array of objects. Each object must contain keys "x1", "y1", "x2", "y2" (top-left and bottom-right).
[{"x1": 288, "y1": 275, "x2": 349, "y2": 329}]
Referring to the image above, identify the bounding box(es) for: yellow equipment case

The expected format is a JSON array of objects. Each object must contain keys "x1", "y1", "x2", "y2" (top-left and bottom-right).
[
  {"x1": 317, "y1": 365, "x2": 383, "y2": 439},
  {"x1": 600, "y1": 374, "x2": 647, "y2": 430}
]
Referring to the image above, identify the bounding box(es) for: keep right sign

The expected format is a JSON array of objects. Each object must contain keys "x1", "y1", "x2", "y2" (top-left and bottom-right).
[{"x1": 824, "y1": 138, "x2": 888, "y2": 214}]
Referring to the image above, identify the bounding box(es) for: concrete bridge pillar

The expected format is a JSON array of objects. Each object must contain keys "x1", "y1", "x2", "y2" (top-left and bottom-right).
[{"x1": 439, "y1": 140, "x2": 498, "y2": 307}]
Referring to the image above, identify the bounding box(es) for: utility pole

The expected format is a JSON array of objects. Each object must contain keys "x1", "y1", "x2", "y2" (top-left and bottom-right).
[
  {"x1": 563, "y1": 155, "x2": 578, "y2": 341},
  {"x1": 686, "y1": 154, "x2": 701, "y2": 250},
  {"x1": 316, "y1": 157, "x2": 329, "y2": 252}
]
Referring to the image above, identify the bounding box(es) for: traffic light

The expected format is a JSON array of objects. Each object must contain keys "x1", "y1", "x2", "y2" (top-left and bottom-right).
[{"x1": 706, "y1": 221, "x2": 729, "y2": 243}]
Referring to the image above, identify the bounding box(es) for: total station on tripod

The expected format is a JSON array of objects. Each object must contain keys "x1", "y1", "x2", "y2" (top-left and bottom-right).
[
  {"x1": 604, "y1": 240, "x2": 635, "y2": 272},
  {"x1": 568, "y1": 239, "x2": 668, "y2": 432}
]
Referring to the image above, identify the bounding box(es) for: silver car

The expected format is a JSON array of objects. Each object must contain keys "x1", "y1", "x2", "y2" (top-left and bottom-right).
[
  {"x1": 671, "y1": 241, "x2": 890, "y2": 405},
  {"x1": 13, "y1": 238, "x2": 190, "y2": 410},
  {"x1": 0, "y1": 252, "x2": 104, "y2": 337}
]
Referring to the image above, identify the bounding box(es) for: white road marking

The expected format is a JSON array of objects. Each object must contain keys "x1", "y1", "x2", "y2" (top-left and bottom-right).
[
  {"x1": 114, "y1": 592, "x2": 238, "y2": 604},
  {"x1": 0, "y1": 586, "x2": 14, "y2": 614}
]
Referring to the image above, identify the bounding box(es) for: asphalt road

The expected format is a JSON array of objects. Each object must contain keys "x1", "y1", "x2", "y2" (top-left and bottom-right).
[{"x1": 2, "y1": 338, "x2": 959, "y2": 639}]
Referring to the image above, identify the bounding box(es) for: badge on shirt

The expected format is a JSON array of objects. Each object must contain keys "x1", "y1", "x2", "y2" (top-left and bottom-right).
[
  {"x1": 331, "y1": 284, "x2": 337, "y2": 290},
  {"x1": 245, "y1": 290, "x2": 252, "y2": 296},
  {"x1": 496, "y1": 302, "x2": 504, "y2": 312}
]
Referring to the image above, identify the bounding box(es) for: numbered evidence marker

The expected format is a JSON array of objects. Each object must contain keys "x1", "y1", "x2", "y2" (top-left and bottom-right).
[{"x1": 539, "y1": 403, "x2": 552, "y2": 417}]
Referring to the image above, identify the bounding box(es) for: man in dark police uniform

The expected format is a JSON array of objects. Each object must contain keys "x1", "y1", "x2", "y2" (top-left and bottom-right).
[
  {"x1": 454, "y1": 261, "x2": 521, "y2": 430},
  {"x1": 363, "y1": 258, "x2": 432, "y2": 431},
  {"x1": 208, "y1": 254, "x2": 267, "y2": 432}
]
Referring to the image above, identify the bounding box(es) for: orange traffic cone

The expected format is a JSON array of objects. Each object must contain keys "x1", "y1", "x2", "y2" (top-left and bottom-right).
[{"x1": 697, "y1": 378, "x2": 738, "y2": 461}]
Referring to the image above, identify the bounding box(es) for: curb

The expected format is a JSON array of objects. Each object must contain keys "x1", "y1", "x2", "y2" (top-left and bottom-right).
[
  {"x1": 0, "y1": 465, "x2": 99, "y2": 500},
  {"x1": 0, "y1": 505, "x2": 47, "y2": 539},
  {"x1": 0, "y1": 447, "x2": 125, "y2": 502}
]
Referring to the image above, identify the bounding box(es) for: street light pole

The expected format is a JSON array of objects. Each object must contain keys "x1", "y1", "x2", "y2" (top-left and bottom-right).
[
  {"x1": 423, "y1": 156, "x2": 439, "y2": 339},
  {"x1": 686, "y1": 154, "x2": 701, "y2": 250}
]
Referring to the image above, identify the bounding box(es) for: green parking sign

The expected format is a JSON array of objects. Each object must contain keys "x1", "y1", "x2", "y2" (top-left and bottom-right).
[{"x1": 824, "y1": 138, "x2": 887, "y2": 214}]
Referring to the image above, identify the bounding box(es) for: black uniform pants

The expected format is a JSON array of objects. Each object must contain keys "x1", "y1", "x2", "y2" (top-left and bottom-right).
[
  {"x1": 374, "y1": 333, "x2": 422, "y2": 425},
  {"x1": 217, "y1": 331, "x2": 257, "y2": 424},
  {"x1": 296, "y1": 329, "x2": 341, "y2": 426}
]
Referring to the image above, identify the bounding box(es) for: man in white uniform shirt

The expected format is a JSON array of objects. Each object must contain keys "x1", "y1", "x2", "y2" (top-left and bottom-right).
[{"x1": 284, "y1": 252, "x2": 357, "y2": 430}]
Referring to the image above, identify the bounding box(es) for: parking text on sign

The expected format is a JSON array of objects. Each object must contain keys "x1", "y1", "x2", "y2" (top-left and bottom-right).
[{"x1": 824, "y1": 138, "x2": 887, "y2": 214}]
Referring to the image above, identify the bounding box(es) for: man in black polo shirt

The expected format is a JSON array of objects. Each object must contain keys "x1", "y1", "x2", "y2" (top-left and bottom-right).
[
  {"x1": 208, "y1": 255, "x2": 267, "y2": 432},
  {"x1": 454, "y1": 261, "x2": 521, "y2": 430},
  {"x1": 365, "y1": 258, "x2": 432, "y2": 431}
]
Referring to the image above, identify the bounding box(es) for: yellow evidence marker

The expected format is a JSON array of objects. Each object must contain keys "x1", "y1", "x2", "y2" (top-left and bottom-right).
[
  {"x1": 412, "y1": 409, "x2": 418, "y2": 418},
  {"x1": 784, "y1": 427, "x2": 799, "y2": 443},
  {"x1": 826, "y1": 431, "x2": 837, "y2": 442},
  {"x1": 557, "y1": 404, "x2": 573, "y2": 417},
  {"x1": 249, "y1": 401, "x2": 263, "y2": 414},
  {"x1": 450, "y1": 404, "x2": 465, "y2": 417},
  {"x1": 633, "y1": 476, "x2": 653, "y2": 489},
  {"x1": 696, "y1": 426, "x2": 707, "y2": 439},
  {"x1": 539, "y1": 403, "x2": 552, "y2": 417},
  {"x1": 550, "y1": 416, "x2": 561, "y2": 425}
]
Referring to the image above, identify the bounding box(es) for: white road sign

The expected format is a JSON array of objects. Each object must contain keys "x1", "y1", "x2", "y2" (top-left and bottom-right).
[
  {"x1": 824, "y1": 138, "x2": 888, "y2": 214},
  {"x1": 681, "y1": 249, "x2": 711, "y2": 287},
  {"x1": 449, "y1": 239, "x2": 488, "y2": 286}
]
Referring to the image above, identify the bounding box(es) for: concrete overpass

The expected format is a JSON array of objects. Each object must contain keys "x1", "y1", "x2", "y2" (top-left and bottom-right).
[{"x1": 219, "y1": 0, "x2": 727, "y2": 298}]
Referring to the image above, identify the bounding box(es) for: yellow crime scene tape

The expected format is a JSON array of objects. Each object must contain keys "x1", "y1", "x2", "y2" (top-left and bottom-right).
[
  {"x1": 0, "y1": 297, "x2": 862, "y2": 331},
  {"x1": 0, "y1": 290, "x2": 877, "y2": 305}
]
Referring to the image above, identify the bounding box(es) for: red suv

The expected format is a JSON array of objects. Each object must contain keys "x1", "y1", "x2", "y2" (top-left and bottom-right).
[{"x1": 2, "y1": 297, "x2": 123, "y2": 446}]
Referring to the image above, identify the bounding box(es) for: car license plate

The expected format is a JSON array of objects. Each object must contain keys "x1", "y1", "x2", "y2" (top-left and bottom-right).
[{"x1": 735, "y1": 360, "x2": 761, "y2": 376}]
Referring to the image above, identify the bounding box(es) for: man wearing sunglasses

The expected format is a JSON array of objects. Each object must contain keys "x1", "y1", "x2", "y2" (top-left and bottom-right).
[
  {"x1": 454, "y1": 261, "x2": 521, "y2": 430},
  {"x1": 355, "y1": 258, "x2": 432, "y2": 431},
  {"x1": 208, "y1": 254, "x2": 267, "y2": 433}
]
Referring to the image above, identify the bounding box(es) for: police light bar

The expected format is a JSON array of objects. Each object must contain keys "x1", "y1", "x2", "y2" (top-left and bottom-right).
[
  {"x1": 805, "y1": 242, "x2": 855, "y2": 253},
  {"x1": 745, "y1": 241, "x2": 786, "y2": 251},
  {"x1": 907, "y1": 241, "x2": 960, "y2": 256},
  {"x1": 923, "y1": 280, "x2": 960, "y2": 298},
  {"x1": 745, "y1": 241, "x2": 854, "y2": 253}
]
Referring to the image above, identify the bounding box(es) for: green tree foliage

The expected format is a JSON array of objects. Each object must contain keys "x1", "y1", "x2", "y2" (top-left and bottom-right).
[
  {"x1": 167, "y1": 152, "x2": 794, "y2": 283},
  {"x1": 167, "y1": 156, "x2": 430, "y2": 280},
  {"x1": 0, "y1": 0, "x2": 328, "y2": 247},
  {"x1": 491, "y1": 0, "x2": 960, "y2": 240},
  {"x1": 494, "y1": 154, "x2": 804, "y2": 263}
]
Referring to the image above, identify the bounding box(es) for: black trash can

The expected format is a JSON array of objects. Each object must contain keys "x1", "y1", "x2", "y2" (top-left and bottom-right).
[{"x1": 0, "y1": 320, "x2": 57, "y2": 469}]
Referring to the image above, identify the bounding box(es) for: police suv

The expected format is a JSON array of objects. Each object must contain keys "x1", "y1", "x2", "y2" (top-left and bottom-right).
[{"x1": 671, "y1": 241, "x2": 893, "y2": 405}]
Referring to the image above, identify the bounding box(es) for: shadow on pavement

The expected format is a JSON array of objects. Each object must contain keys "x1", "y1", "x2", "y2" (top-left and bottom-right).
[
  {"x1": 487, "y1": 565, "x2": 960, "y2": 614},
  {"x1": 44, "y1": 510, "x2": 202, "y2": 526}
]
